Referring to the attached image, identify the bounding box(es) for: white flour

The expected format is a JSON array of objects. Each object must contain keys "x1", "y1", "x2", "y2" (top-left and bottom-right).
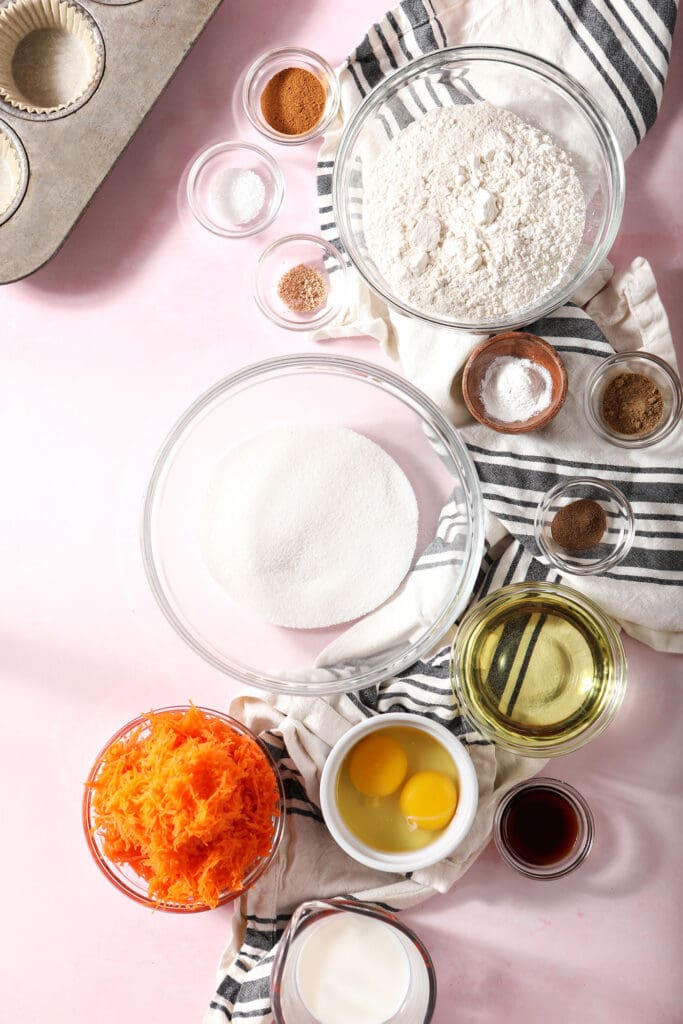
[
  {"x1": 363, "y1": 103, "x2": 586, "y2": 321},
  {"x1": 479, "y1": 355, "x2": 553, "y2": 423},
  {"x1": 201, "y1": 425, "x2": 418, "y2": 629}
]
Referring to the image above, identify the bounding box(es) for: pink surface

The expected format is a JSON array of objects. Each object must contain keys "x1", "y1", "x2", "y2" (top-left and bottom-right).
[{"x1": 1, "y1": 3, "x2": 681, "y2": 1022}]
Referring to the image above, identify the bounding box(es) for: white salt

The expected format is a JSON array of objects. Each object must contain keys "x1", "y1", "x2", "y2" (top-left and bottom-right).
[
  {"x1": 209, "y1": 167, "x2": 265, "y2": 224},
  {"x1": 479, "y1": 355, "x2": 553, "y2": 423},
  {"x1": 201, "y1": 425, "x2": 419, "y2": 629}
]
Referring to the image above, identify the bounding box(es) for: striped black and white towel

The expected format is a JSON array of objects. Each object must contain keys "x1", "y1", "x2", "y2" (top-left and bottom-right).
[
  {"x1": 206, "y1": 4, "x2": 679, "y2": 1020},
  {"x1": 312, "y1": 0, "x2": 682, "y2": 651}
]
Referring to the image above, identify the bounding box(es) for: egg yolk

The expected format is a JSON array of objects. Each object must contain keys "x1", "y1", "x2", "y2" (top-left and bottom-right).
[
  {"x1": 399, "y1": 771, "x2": 458, "y2": 831},
  {"x1": 348, "y1": 734, "x2": 408, "y2": 797}
]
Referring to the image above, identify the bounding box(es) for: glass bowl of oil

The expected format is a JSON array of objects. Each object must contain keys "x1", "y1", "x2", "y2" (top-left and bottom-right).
[{"x1": 451, "y1": 583, "x2": 627, "y2": 757}]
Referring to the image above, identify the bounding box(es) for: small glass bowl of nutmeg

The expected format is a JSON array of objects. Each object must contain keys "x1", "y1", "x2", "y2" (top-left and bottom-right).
[
  {"x1": 254, "y1": 234, "x2": 348, "y2": 332},
  {"x1": 584, "y1": 351, "x2": 682, "y2": 448},
  {"x1": 535, "y1": 477, "x2": 635, "y2": 576}
]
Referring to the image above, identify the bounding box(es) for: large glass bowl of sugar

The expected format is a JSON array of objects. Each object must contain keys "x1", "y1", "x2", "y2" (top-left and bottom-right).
[
  {"x1": 142, "y1": 354, "x2": 484, "y2": 695},
  {"x1": 333, "y1": 45, "x2": 625, "y2": 334}
]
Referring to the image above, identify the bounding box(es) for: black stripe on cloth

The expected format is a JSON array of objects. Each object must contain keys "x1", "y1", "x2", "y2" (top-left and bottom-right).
[
  {"x1": 316, "y1": 174, "x2": 332, "y2": 196},
  {"x1": 601, "y1": 0, "x2": 665, "y2": 85},
  {"x1": 646, "y1": 0, "x2": 677, "y2": 35},
  {"x1": 566, "y1": 0, "x2": 659, "y2": 132},
  {"x1": 547, "y1": 0, "x2": 642, "y2": 142},
  {"x1": 287, "y1": 806, "x2": 324, "y2": 823},
  {"x1": 377, "y1": 688, "x2": 456, "y2": 709},
  {"x1": 374, "y1": 22, "x2": 400, "y2": 69},
  {"x1": 426, "y1": 0, "x2": 448, "y2": 45},
  {"x1": 467, "y1": 442, "x2": 683, "y2": 476},
  {"x1": 503, "y1": 543, "x2": 526, "y2": 586},
  {"x1": 355, "y1": 33, "x2": 387, "y2": 91},
  {"x1": 347, "y1": 60, "x2": 367, "y2": 99},
  {"x1": 625, "y1": 0, "x2": 670, "y2": 58},
  {"x1": 603, "y1": 570, "x2": 682, "y2": 585},
  {"x1": 344, "y1": 894, "x2": 401, "y2": 913},
  {"x1": 474, "y1": 460, "x2": 683, "y2": 505},
  {"x1": 400, "y1": 0, "x2": 440, "y2": 53},
  {"x1": 386, "y1": 10, "x2": 414, "y2": 60},
  {"x1": 505, "y1": 611, "x2": 548, "y2": 715},
  {"x1": 247, "y1": 913, "x2": 293, "y2": 924},
  {"x1": 552, "y1": 345, "x2": 609, "y2": 358},
  {"x1": 398, "y1": 660, "x2": 450, "y2": 681},
  {"x1": 232, "y1": 1011, "x2": 274, "y2": 1020},
  {"x1": 527, "y1": 315, "x2": 613, "y2": 344},
  {"x1": 486, "y1": 608, "x2": 532, "y2": 701},
  {"x1": 208, "y1": 1001, "x2": 230, "y2": 1020}
]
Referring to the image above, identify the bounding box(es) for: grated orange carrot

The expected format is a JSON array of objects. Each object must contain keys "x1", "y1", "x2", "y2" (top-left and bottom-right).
[{"x1": 88, "y1": 706, "x2": 280, "y2": 908}]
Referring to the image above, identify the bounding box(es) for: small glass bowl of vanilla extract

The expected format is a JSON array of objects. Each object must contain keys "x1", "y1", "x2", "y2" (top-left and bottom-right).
[{"x1": 494, "y1": 778, "x2": 594, "y2": 880}]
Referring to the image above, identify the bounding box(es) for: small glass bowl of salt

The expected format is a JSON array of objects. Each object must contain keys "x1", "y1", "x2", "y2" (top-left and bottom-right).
[
  {"x1": 187, "y1": 141, "x2": 284, "y2": 238},
  {"x1": 462, "y1": 332, "x2": 568, "y2": 433}
]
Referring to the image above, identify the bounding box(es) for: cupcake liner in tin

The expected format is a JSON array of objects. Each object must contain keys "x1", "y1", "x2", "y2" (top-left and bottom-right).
[
  {"x1": 0, "y1": 117, "x2": 28, "y2": 223},
  {"x1": 0, "y1": 0, "x2": 105, "y2": 120}
]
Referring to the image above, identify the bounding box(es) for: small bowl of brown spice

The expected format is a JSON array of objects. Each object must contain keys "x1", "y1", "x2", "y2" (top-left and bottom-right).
[
  {"x1": 243, "y1": 47, "x2": 340, "y2": 145},
  {"x1": 254, "y1": 233, "x2": 348, "y2": 331},
  {"x1": 584, "y1": 351, "x2": 682, "y2": 448},
  {"x1": 535, "y1": 477, "x2": 635, "y2": 576}
]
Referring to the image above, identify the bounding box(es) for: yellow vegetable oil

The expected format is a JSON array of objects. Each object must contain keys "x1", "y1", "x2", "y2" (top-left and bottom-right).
[{"x1": 452, "y1": 583, "x2": 626, "y2": 755}]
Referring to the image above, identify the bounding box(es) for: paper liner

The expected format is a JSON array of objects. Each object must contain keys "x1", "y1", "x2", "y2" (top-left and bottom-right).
[
  {"x1": 0, "y1": 120, "x2": 27, "y2": 221},
  {"x1": 0, "y1": 0, "x2": 104, "y2": 115}
]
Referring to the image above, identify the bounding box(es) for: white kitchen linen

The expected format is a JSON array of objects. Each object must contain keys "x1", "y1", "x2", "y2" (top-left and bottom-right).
[{"x1": 206, "y1": 1, "x2": 679, "y2": 1019}]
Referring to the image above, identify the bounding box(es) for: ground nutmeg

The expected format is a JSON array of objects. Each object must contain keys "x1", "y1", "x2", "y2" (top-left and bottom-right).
[
  {"x1": 601, "y1": 371, "x2": 664, "y2": 435},
  {"x1": 260, "y1": 67, "x2": 326, "y2": 136},
  {"x1": 277, "y1": 263, "x2": 328, "y2": 314},
  {"x1": 551, "y1": 498, "x2": 607, "y2": 551}
]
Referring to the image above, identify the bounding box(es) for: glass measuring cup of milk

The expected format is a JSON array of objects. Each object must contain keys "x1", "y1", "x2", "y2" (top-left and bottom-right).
[{"x1": 271, "y1": 899, "x2": 436, "y2": 1024}]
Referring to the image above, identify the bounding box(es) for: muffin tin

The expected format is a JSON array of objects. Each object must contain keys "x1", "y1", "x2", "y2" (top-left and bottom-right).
[{"x1": 0, "y1": 0, "x2": 224, "y2": 284}]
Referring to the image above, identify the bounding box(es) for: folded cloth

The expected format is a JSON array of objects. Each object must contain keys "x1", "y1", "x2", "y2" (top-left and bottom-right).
[{"x1": 206, "y1": 3, "x2": 679, "y2": 1019}]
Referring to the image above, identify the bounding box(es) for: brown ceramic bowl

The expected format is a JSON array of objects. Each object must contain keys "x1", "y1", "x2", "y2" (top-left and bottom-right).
[{"x1": 462, "y1": 332, "x2": 568, "y2": 434}]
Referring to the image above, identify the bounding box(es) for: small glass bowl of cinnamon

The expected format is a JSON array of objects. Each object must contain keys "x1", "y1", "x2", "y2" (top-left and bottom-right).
[
  {"x1": 535, "y1": 476, "x2": 635, "y2": 576},
  {"x1": 584, "y1": 351, "x2": 682, "y2": 449},
  {"x1": 254, "y1": 234, "x2": 348, "y2": 331},
  {"x1": 243, "y1": 47, "x2": 340, "y2": 145}
]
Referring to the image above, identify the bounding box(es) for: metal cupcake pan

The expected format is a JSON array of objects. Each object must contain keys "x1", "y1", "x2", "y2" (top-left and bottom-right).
[{"x1": 0, "y1": 0, "x2": 224, "y2": 283}]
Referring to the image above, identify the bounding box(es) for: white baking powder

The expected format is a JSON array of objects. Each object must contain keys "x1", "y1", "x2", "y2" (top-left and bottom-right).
[
  {"x1": 209, "y1": 167, "x2": 265, "y2": 224},
  {"x1": 363, "y1": 103, "x2": 586, "y2": 321},
  {"x1": 479, "y1": 355, "x2": 553, "y2": 423},
  {"x1": 201, "y1": 425, "x2": 418, "y2": 629}
]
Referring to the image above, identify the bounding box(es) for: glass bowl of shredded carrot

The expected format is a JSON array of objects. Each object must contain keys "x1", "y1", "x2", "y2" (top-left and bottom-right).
[{"x1": 83, "y1": 705, "x2": 284, "y2": 912}]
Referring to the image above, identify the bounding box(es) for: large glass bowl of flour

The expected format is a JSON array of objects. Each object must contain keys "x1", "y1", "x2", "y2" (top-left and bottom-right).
[
  {"x1": 142, "y1": 355, "x2": 484, "y2": 695},
  {"x1": 333, "y1": 46, "x2": 625, "y2": 333}
]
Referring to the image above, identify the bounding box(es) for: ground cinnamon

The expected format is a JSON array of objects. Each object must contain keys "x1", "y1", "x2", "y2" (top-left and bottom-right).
[
  {"x1": 260, "y1": 67, "x2": 326, "y2": 136},
  {"x1": 551, "y1": 498, "x2": 607, "y2": 551},
  {"x1": 277, "y1": 263, "x2": 327, "y2": 313},
  {"x1": 601, "y1": 371, "x2": 664, "y2": 435}
]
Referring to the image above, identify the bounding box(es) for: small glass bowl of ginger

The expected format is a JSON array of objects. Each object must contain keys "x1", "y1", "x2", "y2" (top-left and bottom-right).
[
  {"x1": 243, "y1": 47, "x2": 340, "y2": 145},
  {"x1": 254, "y1": 233, "x2": 348, "y2": 331},
  {"x1": 535, "y1": 476, "x2": 635, "y2": 576}
]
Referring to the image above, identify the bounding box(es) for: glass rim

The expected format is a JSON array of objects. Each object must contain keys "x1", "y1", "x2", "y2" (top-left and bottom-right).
[
  {"x1": 141, "y1": 353, "x2": 485, "y2": 696},
  {"x1": 583, "y1": 351, "x2": 683, "y2": 449},
  {"x1": 450, "y1": 581, "x2": 627, "y2": 757},
  {"x1": 82, "y1": 705, "x2": 285, "y2": 912},
  {"x1": 242, "y1": 46, "x2": 341, "y2": 146},
  {"x1": 534, "y1": 475, "x2": 635, "y2": 576},
  {"x1": 493, "y1": 777, "x2": 594, "y2": 879},
  {"x1": 333, "y1": 44, "x2": 625, "y2": 332}
]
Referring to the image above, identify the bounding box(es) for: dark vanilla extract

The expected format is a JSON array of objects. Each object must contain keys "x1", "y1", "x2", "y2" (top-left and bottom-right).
[{"x1": 503, "y1": 786, "x2": 579, "y2": 866}]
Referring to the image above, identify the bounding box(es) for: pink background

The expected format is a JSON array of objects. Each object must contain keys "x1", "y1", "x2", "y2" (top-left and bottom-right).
[{"x1": 2, "y1": 3, "x2": 681, "y2": 1022}]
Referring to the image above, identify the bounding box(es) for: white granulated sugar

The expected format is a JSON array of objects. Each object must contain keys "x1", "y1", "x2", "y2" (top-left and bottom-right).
[
  {"x1": 209, "y1": 167, "x2": 266, "y2": 225},
  {"x1": 201, "y1": 425, "x2": 419, "y2": 629},
  {"x1": 363, "y1": 104, "x2": 586, "y2": 320},
  {"x1": 479, "y1": 355, "x2": 553, "y2": 423}
]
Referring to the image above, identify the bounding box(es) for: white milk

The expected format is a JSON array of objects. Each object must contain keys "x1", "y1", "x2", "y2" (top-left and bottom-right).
[{"x1": 294, "y1": 912, "x2": 411, "y2": 1024}]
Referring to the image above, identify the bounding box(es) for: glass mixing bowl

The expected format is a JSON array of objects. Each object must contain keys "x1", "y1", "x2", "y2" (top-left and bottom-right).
[
  {"x1": 142, "y1": 355, "x2": 484, "y2": 695},
  {"x1": 333, "y1": 45, "x2": 625, "y2": 333}
]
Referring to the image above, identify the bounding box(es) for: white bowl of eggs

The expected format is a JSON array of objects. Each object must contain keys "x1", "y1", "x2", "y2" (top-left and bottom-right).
[{"x1": 320, "y1": 713, "x2": 479, "y2": 873}]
